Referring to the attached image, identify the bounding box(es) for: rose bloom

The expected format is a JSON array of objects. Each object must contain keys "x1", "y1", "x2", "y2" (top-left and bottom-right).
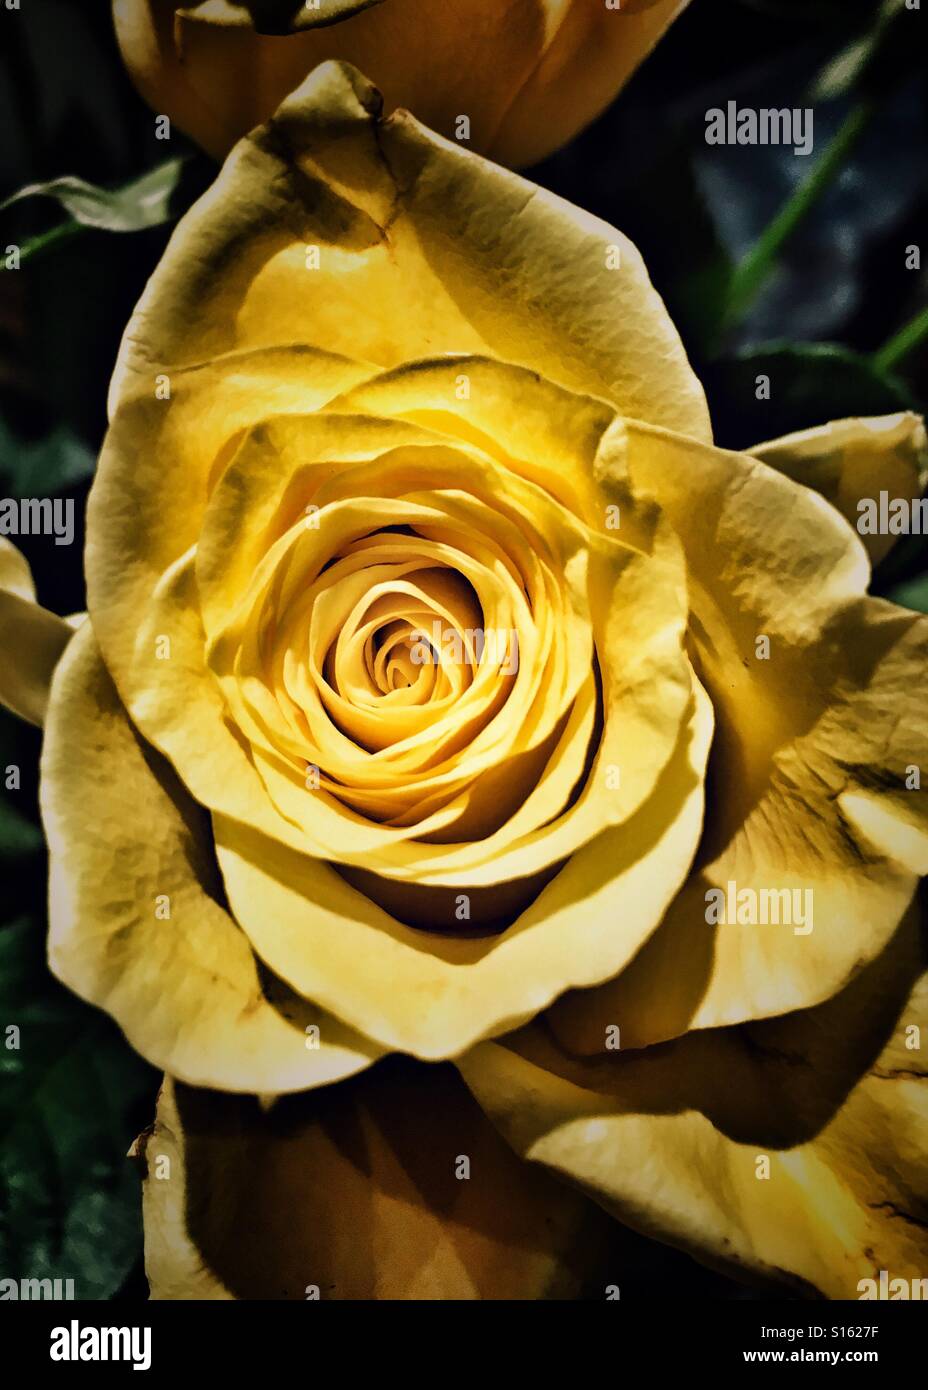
[
  {"x1": 2, "y1": 62, "x2": 927, "y2": 1300},
  {"x1": 112, "y1": 0, "x2": 688, "y2": 165}
]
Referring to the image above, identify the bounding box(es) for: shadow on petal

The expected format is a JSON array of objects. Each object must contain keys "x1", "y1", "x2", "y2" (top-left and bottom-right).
[{"x1": 143, "y1": 1056, "x2": 619, "y2": 1300}]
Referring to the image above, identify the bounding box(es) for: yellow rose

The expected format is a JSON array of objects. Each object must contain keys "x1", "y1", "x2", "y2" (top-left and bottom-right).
[
  {"x1": 112, "y1": 0, "x2": 689, "y2": 165},
  {"x1": 4, "y1": 63, "x2": 927, "y2": 1299}
]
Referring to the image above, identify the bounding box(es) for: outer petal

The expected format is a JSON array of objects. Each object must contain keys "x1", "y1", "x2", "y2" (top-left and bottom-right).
[
  {"x1": 751, "y1": 414, "x2": 928, "y2": 567},
  {"x1": 116, "y1": 1, "x2": 689, "y2": 168},
  {"x1": 459, "y1": 903, "x2": 928, "y2": 1299},
  {"x1": 0, "y1": 537, "x2": 74, "y2": 727},
  {"x1": 41, "y1": 619, "x2": 381, "y2": 1092},
  {"x1": 487, "y1": 1, "x2": 690, "y2": 169},
  {"x1": 169, "y1": 0, "x2": 546, "y2": 159},
  {"x1": 549, "y1": 422, "x2": 928, "y2": 1051},
  {"x1": 175, "y1": 1, "x2": 384, "y2": 31},
  {"x1": 87, "y1": 348, "x2": 378, "y2": 862},
  {"x1": 0, "y1": 535, "x2": 37, "y2": 603},
  {"x1": 108, "y1": 60, "x2": 710, "y2": 441},
  {"x1": 141, "y1": 1058, "x2": 615, "y2": 1300}
]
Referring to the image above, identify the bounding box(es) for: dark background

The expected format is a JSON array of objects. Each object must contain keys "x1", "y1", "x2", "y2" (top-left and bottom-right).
[{"x1": 0, "y1": 0, "x2": 925, "y2": 1300}]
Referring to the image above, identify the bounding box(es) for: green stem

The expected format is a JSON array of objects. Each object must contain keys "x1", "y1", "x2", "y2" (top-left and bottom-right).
[
  {"x1": 0, "y1": 219, "x2": 84, "y2": 272},
  {"x1": 720, "y1": 101, "x2": 875, "y2": 333},
  {"x1": 872, "y1": 304, "x2": 928, "y2": 374}
]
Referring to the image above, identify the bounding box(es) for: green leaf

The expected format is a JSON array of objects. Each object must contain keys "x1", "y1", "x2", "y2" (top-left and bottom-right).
[
  {"x1": 0, "y1": 158, "x2": 198, "y2": 273},
  {"x1": 0, "y1": 916, "x2": 157, "y2": 1299},
  {"x1": 0, "y1": 799, "x2": 42, "y2": 859},
  {"x1": 872, "y1": 530, "x2": 928, "y2": 598},
  {"x1": 0, "y1": 157, "x2": 188, "y2": 235},
  {"x1": 0, "y1": 418, "x2": 96, "y2": 498},
  {"x1": 873, "y1": 306, "x2": 928, "y2": 377},
  {"x1": 706, "y1": 341, "x2": 917, "y2": 452},
  {"x1": 715, "y1": 102, "x2": 875, "y2": 340},
  {"x1": 885, "y1": 572, "x2": 928, "y2": 615}
]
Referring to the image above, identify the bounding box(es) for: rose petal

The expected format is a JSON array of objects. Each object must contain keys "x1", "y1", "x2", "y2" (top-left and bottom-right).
[
  {"x1": 0, "y1": 537, "x2": 74, "y2": 727},
  {"x1": 87, "y1": 347, "x2": 374, "y2": 855},
  {"x1": 0, "y1": 535, "x2": 38, "y2": 603},
  {"x1": 549, "y1": 423, "x2": 928, "y2": 1051},
  {"x1": 487, "y1": 0, "x2": 691, "y2": 168},
  {"x1": 192, "y1": 410, "x2": 690, "y2": 878},
  {"x1": 327, "y1": 356, "x2": 643, "y2": 533},
  {"x1": 108, "y1": 60, "x2": 709, "y2": 440},
  {"x1": 751, "y1": 414, "x2": 928, "y2": 567},
  {"x1": 175, "y1": 0, "x2": 384, "y2": 32},
  {"x1": 117, "y1": 1, "x2": 690, "y2": 167},
  {"x1": 90, "y1": 359, "x2": 672, "y2": 877},
  {"x1": 142, "y1": 1057, "x2": 614, "y2": 1300},
  {"x1": 459, "y1": 900, "x2": 928, "y2": 1299},
  {"x1": 41, "y1": 619, "x2": 381, "y2": 1091},
  {"x1": 209, "y1": 678, "x2": 711, "y2": 1058}
]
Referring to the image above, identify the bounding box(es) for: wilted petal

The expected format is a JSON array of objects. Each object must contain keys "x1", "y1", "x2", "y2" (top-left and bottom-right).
[
  {"x1": 460, "y1": 902, "x2": 928, "y2": 1299},
  {"x1": 752, "y1": 414, "x2": 928, "y2": 567},
  {"x1": 549, "y1": 423, "x2": 928, "y2": 1051},
  {"x1": 108, "y1": 60, "x2": 709, "y2": 441}
]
